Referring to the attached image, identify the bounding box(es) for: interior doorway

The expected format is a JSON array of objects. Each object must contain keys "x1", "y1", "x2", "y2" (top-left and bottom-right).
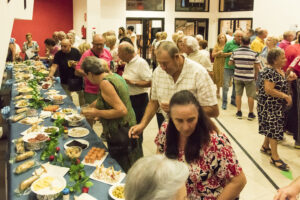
[
  {"x1": 175, "y1": 18, "x2": 209, "y2": 40},
  {"x1": 126, "y1": 18, "x2": 164, "y2": 62}
]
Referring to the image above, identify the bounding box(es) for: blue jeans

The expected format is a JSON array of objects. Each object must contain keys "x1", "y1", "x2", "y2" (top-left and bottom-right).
[{"x1": 222, "y1": 68, "x2": 236, "y2": 105}]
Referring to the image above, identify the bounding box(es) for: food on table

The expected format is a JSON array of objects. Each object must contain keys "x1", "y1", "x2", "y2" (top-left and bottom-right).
[
  {"x1": 26, "y1": 109, "x2": 38, "y2": 117},
  {"x1": 24, "y1": 123, "x2": 43, "y2": 134},
  {"x1": 93, "y1": 165, "x2": 122, "y2": 184},
  {"x1": 112, "y1": 185, "x2": 125, "y2": 199},
  {"x1": 15, "y1": 138, "x2": 25, "y2": 154},
  {"x1": 61, "y1": 108, "x2": 75, "y2": 114},
  {"x1": 11, "y1": 113, "x2": 26, "y2": 122},
  {"x1": 15, "y1": 151, "x2": 35, "y2": 162},
  {"x1": 16, "y1": 100, "x2": 28, "y2": 107},
  {"x1": 19, "y1": 175, "x2": 39, "y2": 192},
  {"x1": 52, "y1": 112, "x2": 66, "y2": 119},
  {"x1": 19, "y1": 117, "x2": 43, "y2": 125},
  {"x1": 84, "y1": 147, "x2": 105, "y2": 164},
  {"x1": 31, "y1": 176, "x2": 66, "y2": 195},
  {"x1": 27, "y1": 134, "x2": 49, "y2": 143},
  {"x1": 68, "y1": 127, "x2": 89, "y2": 137},
  {"x1": 15, "y1": 160, "x2": 35, "y2": 174},
  {"x1": 43, "y1": 127, "x2": 58, "y2": 134},
  {"x1": 65, "y1": 146, "x2": 82, "y2": 159},
  {"x1": 16, "y1": 107, "x2": 29, "y2": 114},
  {"x1": 66, "y1": 114, "x2": 84, "y2": 126},
  {"x1": 14, "y1": 95, "x2": 24, "y2": 100},
  {"x1": 42, "y1": 83, "x2": 51, "y2": 90},
  {"x1": 24, "y1": 95, "x2": 33, "y2": 99},
  {"x1": 43, "y1": 105, "x2": 59, "y2": 112},
  {"x1": 66, "y1": 140, "x2": 88, "y2": 150},
  {"x1": 18, "y1": 86, "x2": 33, "y2": 93}
]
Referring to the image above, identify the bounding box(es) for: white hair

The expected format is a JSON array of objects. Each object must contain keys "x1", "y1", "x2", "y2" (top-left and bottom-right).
[
  {"x1": 195, "y1": 34, "x2": 204, "y2": 41},
  {"x1": 184, "y1": 36, "x2": 199, "y2": 52},
  {"x1": 124, "y1": 155, "x2": 189, "y2": 200}
]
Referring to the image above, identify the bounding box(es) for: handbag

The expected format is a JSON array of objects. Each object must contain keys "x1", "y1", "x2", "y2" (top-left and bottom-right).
[
  {"x1": 107, "y1": 125, "x2": 137, "y2": 157},
  {"x1": 67, "y1": 78, "x2": 83, "y2": 91}
]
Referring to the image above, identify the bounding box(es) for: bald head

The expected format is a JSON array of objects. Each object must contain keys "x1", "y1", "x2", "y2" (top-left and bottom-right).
[
  {"x1": 118, "y1": 42, "x2": 136, "y2": 63},
  {"x1": 61, "y1": 39, "x2": 71, "y2": 53},
  {"x1": 92, "y1": 34, "x2": 105, "y2": 54}
]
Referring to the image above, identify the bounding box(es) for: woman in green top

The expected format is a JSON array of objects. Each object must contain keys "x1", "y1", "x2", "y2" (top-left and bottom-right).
[{"x1": 80, "y1": 56, "x2": 142, "y2": 172}]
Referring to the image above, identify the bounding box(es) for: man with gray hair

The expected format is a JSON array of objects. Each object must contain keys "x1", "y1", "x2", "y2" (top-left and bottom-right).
[
  {"x1": 278, "y1": 30, "x2": 296, "y2": 51},
  {"x1": 183, "y1": 36, "x2": 213, "y2": 72},
  {"x1": 118, "y1": 41, "x2": 152, "y2": 152},
  {"x1": 129, "y1": 41, "x2": 218, "y2": 138}
]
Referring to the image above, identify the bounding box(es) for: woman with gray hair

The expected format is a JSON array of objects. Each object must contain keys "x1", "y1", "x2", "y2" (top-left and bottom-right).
[
  {"x1": 258, "y1": 48, "x2": 297, "y2": 171},
  {"x1": 125, "y1": 155, "x2": 189, "y2": 200},
  {"x1": 80, "y1": 56, "x2": 142, "y2": 172}
]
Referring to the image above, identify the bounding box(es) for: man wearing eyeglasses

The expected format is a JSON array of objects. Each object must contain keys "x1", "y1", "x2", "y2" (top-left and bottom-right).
[{"x1": 75, "y1": 34, "x2": 112, "y2": 105}]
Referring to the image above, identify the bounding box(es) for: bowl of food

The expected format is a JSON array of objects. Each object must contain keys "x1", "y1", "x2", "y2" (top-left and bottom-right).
[
  {"x1": 51, "y1": 112, "x2": 66, "y2": 120},
  {"x1": 23, "y1": 133, "x2": 49, "y2": 151},
  {"x1": 49, "y1": 95, "x2": 66, "y2": 105},
  {"x1": 65, "y1": 146, "x2": 82, "y2": 159},
  {"x1": 31, "y1": 175, "x2": 66, "y2": 200},
  {"x1": 43, "y1": 126, "x2": 59, "y2": 134},
  {"x1": 109, "y1": 183, "x2": 125, "y2": 200},
  {"x1": 65, "y1": 114, "x2": 84, "y2": 126}
]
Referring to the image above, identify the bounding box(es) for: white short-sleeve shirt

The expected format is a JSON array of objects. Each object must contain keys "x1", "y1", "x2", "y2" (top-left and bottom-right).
[
  {"x1": 122, "y1": 55, "x2": 152, "y2": 96},
  {"x1": 187, "y1": 50, "x2": 213, "y2": 72},
  {"x1": 151, "y1": 57, "x2": 217, "y2": 115}
]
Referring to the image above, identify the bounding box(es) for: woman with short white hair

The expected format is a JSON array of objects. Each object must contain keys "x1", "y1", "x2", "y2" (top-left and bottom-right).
[{"x1": 125, "y1": 155, "x2": 189, "y2": 200}]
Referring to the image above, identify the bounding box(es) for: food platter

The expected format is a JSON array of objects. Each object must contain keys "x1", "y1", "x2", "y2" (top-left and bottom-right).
[
  {"x1": 31, "y1": 176, "x2": 66, "y2": 199},
  {"x1": 68, "y1": 127, "x2": 89, "y2": 138},
  {"x1": 90, "y1": 165, "x2": 126, "y2": 185},
  {"x1": 51, "y1": 112, "x2": 66, "y2": 120},
  {"x1": 109, "y1": 184, "x2": 125, "y2": 200},
  {"x1": 64, "y1": 139, "x2": 89, "y2": 150},
  {"x1": 15, "y1": 100, "x2": 29, "y2": 108}
]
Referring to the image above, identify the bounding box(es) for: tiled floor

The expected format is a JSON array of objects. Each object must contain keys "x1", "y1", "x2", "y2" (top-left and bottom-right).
[{"x1": 76, "y1": 89, "x2": 300, "y2": 199}]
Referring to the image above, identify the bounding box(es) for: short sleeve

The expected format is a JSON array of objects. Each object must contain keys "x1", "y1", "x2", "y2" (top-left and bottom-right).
[
  {"x1": 214, "y1": 133, "x2": 242, "y2": 180},
  {"x1": 150, "y1": 67, "x2": 159, "y2": 100},
  {"x1": 53, "y1": 52, "x2": 60, "y2": 65},
  {"x1": 229, "y1": 52, "x2": 234, "y2": 61},
  {"x1": 263, "y1": 68, "x2": 275, "y2": 83},
  {"x1": 195, "y1": 70, "x2": 217, "y2": 106},
  {"x1": 76, "y1": 51, "x2": 88, "y2": 70},
  {"x1": 75, "y1": 49, "x2": 81, "y2": 61},
  {"x1": 138, "y1": 59, "x2": 152, "y2": 81},
  {"x1": 154, "y1": 121, "x2": 168, "y2": 153},
  {"x1": 223, "y1": 42, "x2": 230, "y2": 53}
]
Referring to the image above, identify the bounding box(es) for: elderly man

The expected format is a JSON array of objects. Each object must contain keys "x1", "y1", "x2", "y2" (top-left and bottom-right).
[
  {"x1": 229, "y1": 36, "x2": 260, "y2": 120},
  {"x1": 183, "y1": 36, "x2": 213, "y2": 73},
  {"x1": 279, "y1": 31, "x2": 296, "y2": 51},
  {"x1": 129, "y1": 41, "x2": 218, "y2": 138},
  {"x1": 48, "y1": 39, "x2": 84, "y2": 105},
  {"x1": 52, "y1": 31, "x2": 60, "y2": 46},
  {"x1": 75, "y1": 34, "x2": 112, "y2": 105},
  {"x1": 118, "y1": 42, "x2": 152, "y2": 152},
  {"x1": 221, "y1": 30, "x2": 243, "y2": 110},
  {"x1": 250, "y1": 29, "x2": 268, "y2": 53}
]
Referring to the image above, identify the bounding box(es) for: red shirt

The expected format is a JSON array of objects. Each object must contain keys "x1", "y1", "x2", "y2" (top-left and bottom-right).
[
  {"x1": 284, "y1": 44, "x2": 300, "y2": 74},
  {"x1": 76, "y1": 49, "x2": 112, "y2": 94},
  {"x1": 278, "y1": 40, "x2": 291, "y2": 51}
]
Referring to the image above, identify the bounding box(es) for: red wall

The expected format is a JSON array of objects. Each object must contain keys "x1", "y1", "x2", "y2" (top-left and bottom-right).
[{"x1": 11, "y1": 0, "x2": 73, "y2": 57}]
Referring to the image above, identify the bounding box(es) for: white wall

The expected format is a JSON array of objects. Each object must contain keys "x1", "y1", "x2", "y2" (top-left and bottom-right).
[
  {"x1": 0, "y1": 0, "x2": 34, "y2": 85},
  {"x1": 73, "y1": 0, "x2": 86, "y2": 39},
  {"x1": 72, "y1": 0, "x2": 300, "y2": 49}
]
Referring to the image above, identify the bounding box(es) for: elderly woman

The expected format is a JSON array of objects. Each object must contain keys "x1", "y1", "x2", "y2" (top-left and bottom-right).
[
  {"x1": 260, "y1": 36, "x2": 279, "y2": 67},
  {"x1": 22, "y1": 33, "x2": 39, "y2": 60},
  {"x1": 258, "y1": 48, "x2": 297, "y2": 171},
  {"x1": 125, "y1": 155, "x2": 189, "y2": 200},
  {"x1": 212, "y1": 33, "x2": 227, "y2": 98},
  {"x1": 155, "y1": 90, "x2": 246, "y2": 199},
  {"x1": 106, "y1": 35, "x2": 118, "y2": 72},
  {"x1": 80, "y1": 56, "x2": 142, "y2": 172}
]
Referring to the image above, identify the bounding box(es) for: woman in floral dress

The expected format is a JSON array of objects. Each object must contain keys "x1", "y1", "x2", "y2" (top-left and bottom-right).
[{"x1": 155, "y1": 90, "x2": 246, "y2": 199}]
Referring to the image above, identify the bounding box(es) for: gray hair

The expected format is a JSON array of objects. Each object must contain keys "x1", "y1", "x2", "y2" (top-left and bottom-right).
[
  {"x1": 184, "y1": 36, "x2": 199, "y2": 52},
  {"x1": 157, "y1": 41, "x2": 179, "y2": 58},
  {"x1": 267, "y1": 48, "x2": 284, "y2": 65},
  {"x1": 81, "y1": 56, "x2": 109, "y2": 75},
  {"x1": 119, "y1": 42, "x2": 135, "y2": 54},
  {"x1": 125, "y1": 155, "x2": 189, "y2": 200},
  {"x1": 195, "y1": 34, "x2": 203, "y2": 41}
]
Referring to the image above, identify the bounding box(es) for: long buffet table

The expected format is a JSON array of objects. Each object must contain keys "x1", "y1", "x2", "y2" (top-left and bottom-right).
[{"x1": 7, "y1": 63, "x2": 123, "y2": 200}]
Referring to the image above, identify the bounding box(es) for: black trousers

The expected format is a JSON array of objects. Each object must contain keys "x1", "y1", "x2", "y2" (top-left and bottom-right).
[{"x1": 130, "y1": 93, "x2": 149, "y2": 146}]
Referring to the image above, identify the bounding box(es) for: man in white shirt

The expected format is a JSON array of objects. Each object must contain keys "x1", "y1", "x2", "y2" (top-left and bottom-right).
[
  {"x1": 129, "y1": 41, "x2": 219, "y2": 138},
  {"x1": 183, "y1": 36, "x2": 213, "y2": 73},
  {"x1": 118, "y1": 42, "x2": 152, "y2": 147}
]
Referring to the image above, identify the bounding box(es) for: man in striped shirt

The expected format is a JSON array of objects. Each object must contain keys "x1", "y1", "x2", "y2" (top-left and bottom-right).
[{"x1": 229, "y1": 36, "x2": 260, "y2": 120}]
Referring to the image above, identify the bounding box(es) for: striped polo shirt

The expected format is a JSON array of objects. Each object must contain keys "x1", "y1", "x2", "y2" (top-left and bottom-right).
[{"x1": 230, "y1": 46, "x2": 260, "y2": 81}]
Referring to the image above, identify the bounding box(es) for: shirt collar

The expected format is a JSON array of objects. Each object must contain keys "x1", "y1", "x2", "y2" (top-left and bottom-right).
[{"x1": 128, "y1": 55, "x2": 139, "y2": 65}]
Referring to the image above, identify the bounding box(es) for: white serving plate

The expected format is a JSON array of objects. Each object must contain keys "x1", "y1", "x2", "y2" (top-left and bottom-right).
[
  {"x1": 68, "y1": 127, "x2": 89, "y2": 138},
  {"x1": 109, "y1": 183, "x2": 125, "y2": 200}
]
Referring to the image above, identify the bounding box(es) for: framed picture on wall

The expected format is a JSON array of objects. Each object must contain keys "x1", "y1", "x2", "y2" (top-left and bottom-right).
[
  {"x1": 218, "y1": 18, "x2": 252, "y2": 34},
  {"x1": 175, "y1": 0, "x2": 209, "y2": 12}
]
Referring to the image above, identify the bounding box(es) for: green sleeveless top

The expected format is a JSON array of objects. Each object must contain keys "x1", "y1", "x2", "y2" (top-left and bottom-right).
[{"x1": 96, "y1": 73, "x2": 136, "y2": 134}]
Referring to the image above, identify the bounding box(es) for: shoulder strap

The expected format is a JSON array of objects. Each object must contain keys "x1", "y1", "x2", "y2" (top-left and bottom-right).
[{"x1": 90, "y1": 49, "x2": 99, "y2": 58}]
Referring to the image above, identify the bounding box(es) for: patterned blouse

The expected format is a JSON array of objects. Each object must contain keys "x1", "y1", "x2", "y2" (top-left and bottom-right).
[{"x1": 155, "y1": 122, "x2": 242, "y2": 200}]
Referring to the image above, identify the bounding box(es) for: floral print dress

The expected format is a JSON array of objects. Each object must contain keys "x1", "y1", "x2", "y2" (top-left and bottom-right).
[{"x1": 155, "y1": 122, "x2": 242, "y2": 200}]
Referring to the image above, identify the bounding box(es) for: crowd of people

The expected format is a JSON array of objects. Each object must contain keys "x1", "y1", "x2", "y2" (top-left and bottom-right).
[{"x1": 6, "y1": 25, "x2": 300, "y2": 199}]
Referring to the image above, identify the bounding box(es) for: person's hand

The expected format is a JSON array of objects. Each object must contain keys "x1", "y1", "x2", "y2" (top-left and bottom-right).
[
  {"x1": 128, "y1": 124, "x2": 145, "y2": 139},
  {"x1": 160, "y1": 102, "x2": 170, "y2": 113},
  {"x1": 287, "y1": 71, "x2": 298, "y2": 82},
  {"x1": 81, "y1": 107, "x2": 97, "y2": 119},
  {"x1": 284, "y1": 95, "x2": 292, "y2": 107},
  {"x1": 273, "y1": 186, "x2": 298, "y2": 200}
]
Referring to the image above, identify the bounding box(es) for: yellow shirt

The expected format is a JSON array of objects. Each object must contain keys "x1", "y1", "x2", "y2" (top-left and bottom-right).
[{"x1": 250, "y1": 37, "x2": 265, "y2": 53}]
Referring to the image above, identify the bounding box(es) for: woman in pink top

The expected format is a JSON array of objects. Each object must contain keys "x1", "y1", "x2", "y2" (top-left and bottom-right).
[{"x1": 155, "y1": 90, "x2": 246, "y2": 199}]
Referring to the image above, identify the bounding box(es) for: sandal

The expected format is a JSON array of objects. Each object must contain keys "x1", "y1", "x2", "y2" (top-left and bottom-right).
[
  {"x1": 260, "y1": 146, "x2": 271, "y2": 156},
  {"x1": 270, "y1": 157, "x2": 290, "y2": 171}
]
